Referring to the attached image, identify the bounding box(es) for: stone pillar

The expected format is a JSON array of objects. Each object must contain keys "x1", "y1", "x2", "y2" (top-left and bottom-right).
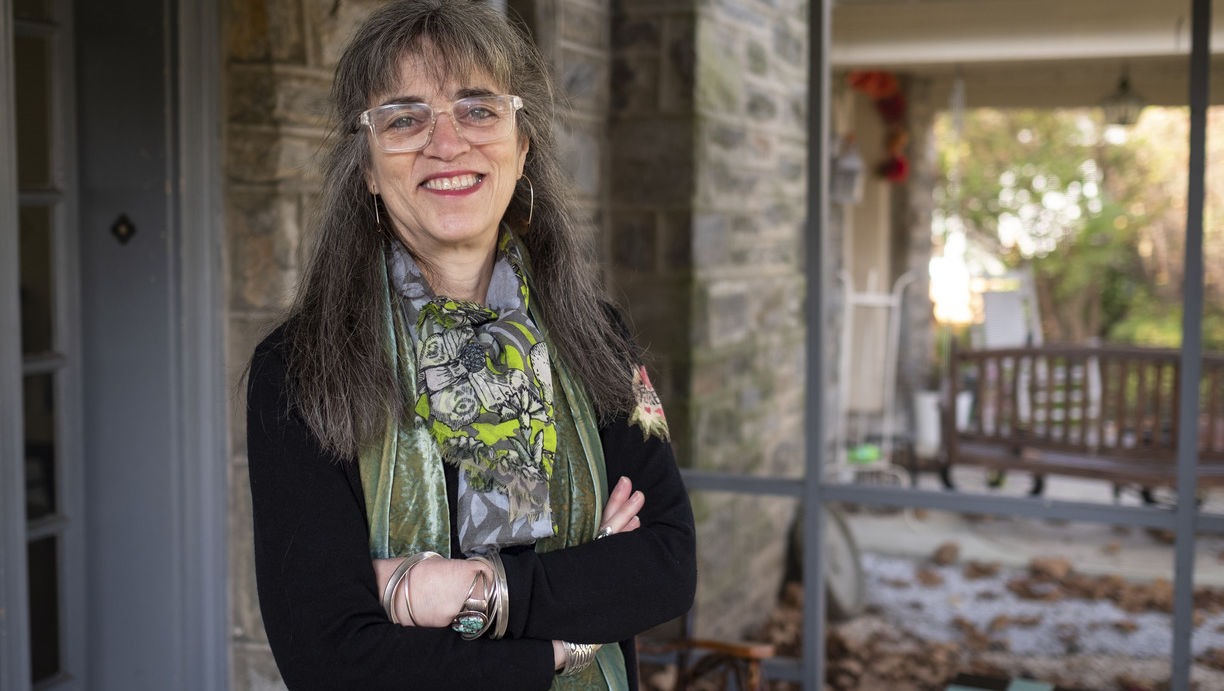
[{"x1": 612, "y1": 0, "x2": 809, "y2": 640}]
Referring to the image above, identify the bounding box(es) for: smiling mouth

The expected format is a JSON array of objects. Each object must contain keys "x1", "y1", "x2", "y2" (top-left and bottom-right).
[{"x1": 422, "y1": 173, "x2": 484, "y2": 191}]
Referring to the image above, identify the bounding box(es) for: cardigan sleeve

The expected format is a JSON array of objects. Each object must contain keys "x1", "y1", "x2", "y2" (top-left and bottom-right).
[
  {"x1": 246, "y1": 330, "x2": 557, "y2": 691},
  {"x1": 498, "y1": 342, "x2": 697, "y2": 643},
  {"x1": 498, "y1": 407, "x2": 697, "y2": 644}
]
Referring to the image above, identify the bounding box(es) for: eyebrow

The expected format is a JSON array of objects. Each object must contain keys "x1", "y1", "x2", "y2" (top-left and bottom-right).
[
  {"x1": 380, "y1": 96, "x2": 427, "y2": 106},
  {"x1": 378, "y1": 87, "x2": 498, "y2": 107}
]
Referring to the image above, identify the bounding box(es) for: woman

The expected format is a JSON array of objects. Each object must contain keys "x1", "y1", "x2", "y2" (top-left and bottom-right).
[{"x1": 245, "y1": 1, "x2": 697, "y2": 689}]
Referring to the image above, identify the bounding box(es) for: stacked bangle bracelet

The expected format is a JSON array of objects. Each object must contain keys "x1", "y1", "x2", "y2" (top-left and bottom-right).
[
  {"x1": 382, "y1": 551, "x2": 442, "y2": 625},
  {"x1": 484, "y1": 551, "x2": 509, "y2": 639},
  {"x1": 451, "y1": 570, "x2": 492, "y2": 639},
  {"x1": 559, "y1": 642, "x2": 601, "y2": 676},
  {"x1": 451, "y1": 550, "x2": 509, "y2": 640}
]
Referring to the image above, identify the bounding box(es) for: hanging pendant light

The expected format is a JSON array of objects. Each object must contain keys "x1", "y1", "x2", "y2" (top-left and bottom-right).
[{"x1": 1101, "y1": 67, "x2": 1145, "y2": 127}]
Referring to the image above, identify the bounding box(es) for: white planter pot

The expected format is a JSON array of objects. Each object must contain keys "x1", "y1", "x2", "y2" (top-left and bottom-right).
[{"x1": 912, "y1": 389, "x2": 973, "y2": 459}]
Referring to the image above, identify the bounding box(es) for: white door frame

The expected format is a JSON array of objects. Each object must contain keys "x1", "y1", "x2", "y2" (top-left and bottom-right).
[
  {"x1": 171, "y1": 0, "x2": 228, "y2": 688},
  {"x1": 1, "y1": 0, "x2": 32, "y2": 687}
]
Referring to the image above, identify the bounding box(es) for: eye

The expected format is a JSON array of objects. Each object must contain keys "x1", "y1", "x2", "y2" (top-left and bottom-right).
[
  {"x1": 456, "y1": 99, "x2": 504, "y2": 126},
  {"x1": 379, "y1": 106, "x2": 429, "y2": 132},
  {"x1": 386, "y1": 114, "x2": 422, "y2": 130},
  {"x1": 466, "y1": 106, "x2": 497, "y2": 121}
]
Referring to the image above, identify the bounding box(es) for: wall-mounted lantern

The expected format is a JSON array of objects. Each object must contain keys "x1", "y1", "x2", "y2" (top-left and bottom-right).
[{"x1": 830, "y1": 135, "x2": 865, "y2": 205}]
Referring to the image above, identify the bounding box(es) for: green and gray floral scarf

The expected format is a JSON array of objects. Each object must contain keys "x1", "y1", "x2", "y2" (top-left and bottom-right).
[
  {"x1": 359, "y1": 230, "x2": 628, "y2": 690},
  {"x1": 392, "y1": 233, "x2": 556, "y2": 553}
]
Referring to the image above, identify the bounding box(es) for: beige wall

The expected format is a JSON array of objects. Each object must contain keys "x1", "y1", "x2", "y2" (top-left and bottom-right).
[{"x1": 844, "y1": 90, "x2": 893, "y2": 414}]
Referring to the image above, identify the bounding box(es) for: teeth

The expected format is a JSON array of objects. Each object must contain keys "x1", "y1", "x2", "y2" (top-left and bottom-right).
[{"x1": 423, "y1": 174, "x2": 481, "y2": 191}]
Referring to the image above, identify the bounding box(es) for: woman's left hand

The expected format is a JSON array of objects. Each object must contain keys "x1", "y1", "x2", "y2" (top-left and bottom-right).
[{"x1": 598, "y1": 476, "x2": 644, "y2": 538}]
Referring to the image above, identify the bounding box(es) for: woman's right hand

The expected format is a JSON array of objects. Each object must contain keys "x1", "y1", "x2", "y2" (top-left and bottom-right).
[{"x1": 374, "y1": 556, "x2": 493, "y2": 628}]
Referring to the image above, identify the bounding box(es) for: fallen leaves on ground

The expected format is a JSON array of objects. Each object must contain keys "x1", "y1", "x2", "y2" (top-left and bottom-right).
[
  {"x1": 915, "y1": 567, "x2": 944, "y2": 587},
  {"x1": 932, "y1": 542, "x2": 960, "y2": 566},
  {"x1": 965, "y1": 560, "x2": 1002, "y2": 579}
]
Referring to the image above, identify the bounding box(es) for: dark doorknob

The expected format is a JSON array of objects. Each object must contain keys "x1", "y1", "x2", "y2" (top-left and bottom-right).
[{"x1": 110, "y1": 214, "x2": 136, "y2": 245}]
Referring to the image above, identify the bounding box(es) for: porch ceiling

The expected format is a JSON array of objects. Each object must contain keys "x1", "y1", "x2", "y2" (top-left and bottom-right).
[
  {"x1": 833, "y1": 0, "x2": 1223, "y2": 66},
  {"x1": 833, "y1": 0, "x2": 1224, "y2": 108}
]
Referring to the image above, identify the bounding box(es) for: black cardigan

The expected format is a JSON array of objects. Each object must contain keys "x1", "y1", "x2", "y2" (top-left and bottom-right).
[{"x1": 246, "y1": 327, "x2": 697, "y2": 690}]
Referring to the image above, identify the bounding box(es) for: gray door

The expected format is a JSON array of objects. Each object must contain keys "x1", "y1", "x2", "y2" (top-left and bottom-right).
[
  {"x1": 76, "y1": 0, "x2": 178, "y2": 684},
  {"x1": 1, "y1": 0, "x2": 225, "y2": 689}
]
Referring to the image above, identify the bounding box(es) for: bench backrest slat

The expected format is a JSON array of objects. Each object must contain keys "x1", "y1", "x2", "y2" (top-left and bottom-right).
[{"x1": 945, "y1": 345, "x2": 1224, "y2": 464}]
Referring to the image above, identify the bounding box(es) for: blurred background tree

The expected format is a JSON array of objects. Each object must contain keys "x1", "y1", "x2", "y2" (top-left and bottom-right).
[{"x1": 934, "y1": 107, "x2": 1224, "y2": 349}]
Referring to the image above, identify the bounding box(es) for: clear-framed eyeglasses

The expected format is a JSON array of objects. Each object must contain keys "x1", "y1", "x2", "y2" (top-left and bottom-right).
[{"x1": 358, "y1": 94, "x2": 524, "y2": 153}]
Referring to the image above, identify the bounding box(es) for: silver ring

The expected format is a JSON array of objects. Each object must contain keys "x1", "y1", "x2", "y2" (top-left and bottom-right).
[{"x1": 596, "y1": 525, "x2": 614, "y2": 540}]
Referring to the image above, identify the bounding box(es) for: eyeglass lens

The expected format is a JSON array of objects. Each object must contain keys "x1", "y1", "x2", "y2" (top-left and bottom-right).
[{"x1": 368, "y1": 96, "x2": 516, "y2": 152}]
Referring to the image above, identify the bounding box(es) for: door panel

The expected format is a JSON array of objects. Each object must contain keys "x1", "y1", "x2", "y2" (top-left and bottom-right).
[{"x1": 74, "y1": 0, "x2": 178, "y2": 686}]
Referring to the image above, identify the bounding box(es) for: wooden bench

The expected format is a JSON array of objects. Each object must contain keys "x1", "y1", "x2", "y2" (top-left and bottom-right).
[{"x1": 940, "y1": 344, "x2": 1224, "y2": 497}]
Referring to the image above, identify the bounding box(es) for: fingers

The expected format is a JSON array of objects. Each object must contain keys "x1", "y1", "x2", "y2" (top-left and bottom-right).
[
  {"x1": 599, "y1": 476, "x2": 644, "y2": 537},
  {"x1": 598, "y1": 477, "x2": 629, "y2": 529},
  {"x1": 606, "y1": 475, "x2": 632, "y2": 509}
]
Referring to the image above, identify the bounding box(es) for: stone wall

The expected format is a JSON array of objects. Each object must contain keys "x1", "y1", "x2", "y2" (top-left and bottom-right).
[
  {"x1": 509, "y1": 0, "x2": 613, "y2": 259},
  {"x1": 687, "y1": 0, "x2": 809, "y2": 640},
  {"x1": 611, "y1": 0, "x2": 809, "y2": 640},
  {"x1": 225, "y1": 2, "x2": 368, "y2": 689}
]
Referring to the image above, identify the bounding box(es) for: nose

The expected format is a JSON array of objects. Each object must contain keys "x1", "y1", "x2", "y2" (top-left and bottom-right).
[{"x1": 422, "y1": 111, "x2": 469, "y2": 158}]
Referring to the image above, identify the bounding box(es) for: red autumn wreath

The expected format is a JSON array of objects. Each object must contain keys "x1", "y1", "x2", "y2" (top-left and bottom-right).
[{"x1": 847, "y1": 70, "x2": 909, "y2": 183}]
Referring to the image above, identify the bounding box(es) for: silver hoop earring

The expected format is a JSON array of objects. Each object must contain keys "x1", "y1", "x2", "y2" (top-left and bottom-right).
[
  {"x1": 372, "y1": 194, "x2": 386, "y2": 236},
  {"x1": 519, "y1": 174, "x2": 534, "y2": 227}
]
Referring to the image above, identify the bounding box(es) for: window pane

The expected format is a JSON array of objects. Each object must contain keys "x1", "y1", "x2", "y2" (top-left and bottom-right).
[
  {"x1": 27, "y1": 536, "x2": 61, "y2": 683},
  {"x1": 23, "y1": 373, "x2": 56, "y2": 521},
  {"x1": 15, "y1": 34, "x2": 52, "y2": 188},
  {"x1": 14, "y1": 0, "x2": 54, "y2": 22},
  {"x1": 19, "y1": 205, "x2": 54, "y2": 355}
]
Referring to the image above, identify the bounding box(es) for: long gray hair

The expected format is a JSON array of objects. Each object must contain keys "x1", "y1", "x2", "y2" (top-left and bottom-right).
[{"x1": 285, "y1": 0, "x2": 636, "y2": 457}]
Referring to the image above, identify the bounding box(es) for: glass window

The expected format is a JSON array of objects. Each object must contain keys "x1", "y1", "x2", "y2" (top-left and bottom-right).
[
  {"x1": 14, "y1": 2, "x2": 71, "y2": 688},
  {"x1": 15, "y1": 34, "x2": 52, "y2": 188},
  {"x1": 27, "y1": 536, "x2": 61, "y2": 683},
  {"x1": 23, "y1": 373, "x2": 57, "y2": 521},
  {"x1": 19, "y1": 205, "x2": 54, "y2": 355}
]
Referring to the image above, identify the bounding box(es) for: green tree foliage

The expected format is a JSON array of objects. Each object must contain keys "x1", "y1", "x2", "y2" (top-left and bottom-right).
[{"x1": 935, "y1": 107, "x2": 1224, "y2": 349}]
